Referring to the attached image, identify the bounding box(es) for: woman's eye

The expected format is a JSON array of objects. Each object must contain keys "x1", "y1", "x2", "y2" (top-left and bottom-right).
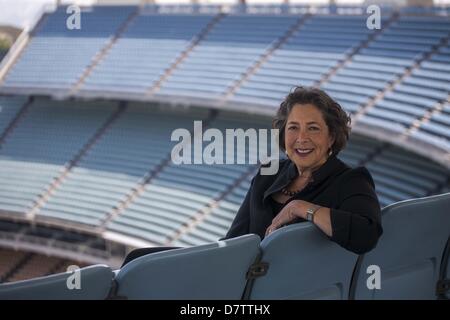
[
  {"x1": 287, "y1": 126, "x2": 297, "y2": 131},
  {"x1": 309, "y1": 127, "x2": 319, "y2": 131}
]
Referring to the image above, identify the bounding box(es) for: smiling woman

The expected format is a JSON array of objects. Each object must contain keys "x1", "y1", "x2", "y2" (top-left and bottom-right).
[
  {"x1": 122, "y1": 87, "x2": 383, "y2": 266},
  {"x1": 223, "y1": 86, "x2": 383, "y2": 255}
]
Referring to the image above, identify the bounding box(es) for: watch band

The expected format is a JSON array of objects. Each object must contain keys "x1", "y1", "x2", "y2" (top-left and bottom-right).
[{"x1": 306, "y1": 205, "x2": 321, "y2": 222}]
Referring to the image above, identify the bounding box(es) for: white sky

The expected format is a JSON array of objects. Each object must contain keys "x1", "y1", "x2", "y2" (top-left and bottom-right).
[{"x1": 0, "y1": 0, "x2": 57, "y2": 29}]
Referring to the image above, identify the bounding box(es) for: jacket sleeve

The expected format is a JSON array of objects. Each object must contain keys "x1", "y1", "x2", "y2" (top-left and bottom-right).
[
  {"x1": 221, "y1": 177, "x2": 255, "y2": 240},
  {"x1": 329, "y1": 167, "x2": 383, "y2": 254}
]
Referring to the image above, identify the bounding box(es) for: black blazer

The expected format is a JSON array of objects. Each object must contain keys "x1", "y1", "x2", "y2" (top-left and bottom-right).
[{"x1": 224, "y1": 154, "x2": 383, "y2": 254}]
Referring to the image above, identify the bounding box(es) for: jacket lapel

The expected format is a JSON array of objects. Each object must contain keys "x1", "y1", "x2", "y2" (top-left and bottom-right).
[{"x1": 262, "y1": 160, "x2": 298, "y2": 203}]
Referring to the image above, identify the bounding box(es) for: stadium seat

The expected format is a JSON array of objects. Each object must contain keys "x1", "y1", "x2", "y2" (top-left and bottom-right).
[
  {"x1": 0, "y1": 264, "x2": 114, "y2": 300},
  {"x1": 245, "y1": 223, "x2": 358, "y2": 299},
  {"x1": 113, "y1": 234, "x2": 260, "y2": 299},
  {"x1": 350, "y1": 192, "x2": 450, "y2": 300}
]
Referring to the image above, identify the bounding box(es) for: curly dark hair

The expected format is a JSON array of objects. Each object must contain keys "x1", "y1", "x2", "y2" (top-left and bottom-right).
[{"x1": 273, "y1": 86, "x2": 351, "y2": 155}]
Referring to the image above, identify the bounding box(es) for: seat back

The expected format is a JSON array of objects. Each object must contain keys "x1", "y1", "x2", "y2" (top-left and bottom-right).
[
  {"x1": 350, "y1": 192, "x2": 450, "y2": 300},
  {"x1": 114, "y1": 234, "x2": 260, "y2": 299},
  {"x1": 0, "y1": 264, "x2": 114, "y2": 300},
  {"x1": 247, "y1": 223, "x2": 357, "y2": 299}
]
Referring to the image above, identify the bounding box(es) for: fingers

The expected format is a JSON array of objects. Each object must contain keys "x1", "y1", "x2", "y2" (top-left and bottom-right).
[
  {"x1": 272, "y1": 204, "x2": 295, "y2": 226},
  {"x1": 272, "y1": 211, "x2": 285, "y2": 226},
  {"x1": 272, "y1": 212, "x2": 288, "y2": 227},
  {"x1": 265, "y1": 225, "x2": 276, "y2": 236},
  {"x1": 267, "y1": 201, "x2": 303, "y2": 237}
]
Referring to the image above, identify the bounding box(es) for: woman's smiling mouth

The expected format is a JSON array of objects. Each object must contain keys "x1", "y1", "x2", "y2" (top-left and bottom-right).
[{"x1": 295, "y1": 148, "x2": 314, "y2": 156}]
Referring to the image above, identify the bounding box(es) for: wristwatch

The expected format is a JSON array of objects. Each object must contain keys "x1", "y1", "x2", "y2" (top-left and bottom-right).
[{"x1": 306, "y1": 205, "x2": 321, "y2": 222}]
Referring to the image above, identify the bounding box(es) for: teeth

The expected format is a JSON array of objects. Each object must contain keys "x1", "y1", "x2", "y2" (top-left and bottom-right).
[{"x1": 296, "y1": 149, "x2": 313, "y2": 154}]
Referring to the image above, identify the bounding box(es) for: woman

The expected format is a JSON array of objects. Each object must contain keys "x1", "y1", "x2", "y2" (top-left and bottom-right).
[
  {"x1": 224, "y1": 86, "x2": 382, "y2": 254},
  {"x1": 122, "y1": 86, "x2": 382, "y2": 266}
]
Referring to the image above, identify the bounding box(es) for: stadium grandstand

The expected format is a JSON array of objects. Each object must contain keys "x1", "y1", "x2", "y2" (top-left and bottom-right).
[{"x1": 0, "y1": 0, "x2": 449, "y2": 300}]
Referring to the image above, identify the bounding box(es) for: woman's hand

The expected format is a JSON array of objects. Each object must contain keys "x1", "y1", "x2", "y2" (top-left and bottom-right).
[
  {"x1": 265, "y1": 200, "x2": 333, "y2": 238},
  {"x1": 265, "y1": 200, "x2": 309, "y2": 236}
]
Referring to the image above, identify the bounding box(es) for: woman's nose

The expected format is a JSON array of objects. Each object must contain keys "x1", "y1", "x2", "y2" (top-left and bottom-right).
[{"x1": 296, "y1": 129, "x2": 310, "y2": 142}]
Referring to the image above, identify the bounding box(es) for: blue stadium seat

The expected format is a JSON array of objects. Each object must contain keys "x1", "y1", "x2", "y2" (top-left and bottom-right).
[
  {"x1": 246, "y1": 223, "x2": 357, "y2": 299},
  {"x1": 350, "y1": 192, "x2": 450, "y2": 299},
  {"x1": 0, "y1": 265, "x2": 113, "y2": 300},
  {"x1": 113, "y1": 234, "x2": 260, "y2": 299}
]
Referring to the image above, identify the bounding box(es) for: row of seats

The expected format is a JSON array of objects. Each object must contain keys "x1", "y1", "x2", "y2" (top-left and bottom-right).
[
  {"x1": 231, "y1": 14, "x2": 375, "y2": 108},
  {"x1": 81, "y1": 14, "x2": 213, "y2": 94},
  {"x1": 0, "y1": 98, "x2": 116, "y2": 214},
  {"x1": 2, "y1": 6, "x2": 135, "y2": 91},
  {"x1": 363, "y1": 146, "x2": 448, "y2": 207},
  {"x1": 412, "y1": 102, "x2": 450, "y2": 151},
  {"x1": 360, "y1": 22, "x2": 450, "y2": 141},
  {"x1": 108, "y1": 110, "x2": 270, "y2": 245},
  {"x1": 0, "y1": 192, "x2": 448, "y2": 299},
  {"x1": 157, "y1": 14, "x2": 298, "y2": 99},
  {"x1": 410, "y1": 42, "x2": 450, "y2": 150},
  {"x1": 171, "y1": 171, "x2": 255, "y2": 247},
  {"x1": 37, "y1": 103, "x2": 209, "y2": 230},
  {"x1": 331, "y1": 15, "x2": 450, "y2": 120}
]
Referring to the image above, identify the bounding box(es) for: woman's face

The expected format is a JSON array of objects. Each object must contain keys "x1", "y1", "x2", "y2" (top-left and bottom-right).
[{"x1": 284, "y1": 103, "x2": 335, "y2": 172}]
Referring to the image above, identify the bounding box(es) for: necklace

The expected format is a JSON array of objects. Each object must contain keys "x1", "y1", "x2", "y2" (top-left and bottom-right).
[
  {"x1": 281, "y1": 187, "x2": 302, "y2": 197},
  {"x1": 281, "y1": 175, "x2": 313, "y2": 197}
]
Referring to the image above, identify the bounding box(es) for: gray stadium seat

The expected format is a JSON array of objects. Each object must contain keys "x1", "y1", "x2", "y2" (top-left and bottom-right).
[
  {"x1": 0, "y1": 264, "x2": 114, "y2": 300},
  {"x1": 113, "y1": 234, "x2": 260, "y2": 299},
  {"x1": 246, "y1": 223, "x2": 358, "y2": 300},
  {"x1": 350, "y1": 192, "x2": 450, "y2": 299}
]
